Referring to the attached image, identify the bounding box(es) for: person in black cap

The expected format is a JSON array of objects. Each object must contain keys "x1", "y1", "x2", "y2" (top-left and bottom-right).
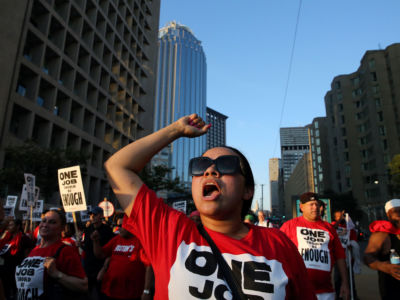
[
  {"x1": 281, "y1": 192, "x2": 349, "y2": 300},
  {"x1": 82, "y1": 206, "x2": 114, "y2": 300}
]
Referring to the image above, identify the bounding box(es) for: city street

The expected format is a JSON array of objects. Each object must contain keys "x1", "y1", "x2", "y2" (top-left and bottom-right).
[{"x1": 353, "y1": 241, "x2": 380, "y2": 300}]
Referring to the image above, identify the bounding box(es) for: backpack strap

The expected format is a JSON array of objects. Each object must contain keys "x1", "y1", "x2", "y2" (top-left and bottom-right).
[
  {"x1": 52, "y1": 243, "x2": 67, "y2": 259},
  {"x1": 197, "y1": 224, "x2": 247, "y2": 300}
]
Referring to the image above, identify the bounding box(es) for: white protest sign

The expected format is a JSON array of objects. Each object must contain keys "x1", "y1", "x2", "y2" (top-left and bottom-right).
[
  {"x1": 98, "y1": 199, "x2": 114, "y2": 218},
  {"x1": 58, "y1": 166, "x2": 87, "y2": 213},
  {"x1": 6, "y1": 195, "x2": 18, "y2": 208},
  {"x1": 80, "y1": 205, "x2": 91, "y2": 223},
  {"x1": 22, "y1": 200, "x2": 44, "y2": 221},
  {"x1": 4, "y1": 206, "x2": 15, "y2": 217},
  {"x1": 66, "y1": 212, "x2": 74, "y2": 223},
  {"x1": 19, "y1": 185, "x2": 40, "y2": 211},
  {"x1": 24, "y1": 173, "x2": 36, "y2": 207},
  {"x1": 172, "y1": 200, "x2": 187, "y2": 214}
]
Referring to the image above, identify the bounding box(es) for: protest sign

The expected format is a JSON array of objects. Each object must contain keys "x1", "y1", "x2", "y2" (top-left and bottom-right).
[
  {"x1": 66, "y1": 212, "x2": 74, "y2": 223},
  {"x1": 6, "y1": 195, "x2": 18, "y2": 208},
  {"x1": 19, "y1": 185, "x2": 40, "y2": 211},
  {"x1": 80, "y1": 205, "x2": 91, "y2": 223},
  {"x1": 22, "y1": 200, "x2": 44, "y2": 222},
  {"x1": 98, "y1": 198, "x2": 114, "y2": 218},
  {"x1": 4, "y1": 206, "x2": 15, "y2": 217},
  {"x1": 24, "y1": 173, "x2": 36, "y2": 207},
  {"x1": 58, "y1": 166, "x2": 87, "y2": 212},
  {"x1": 172, "y1": 200, "x2": 187, "y2": 214}
]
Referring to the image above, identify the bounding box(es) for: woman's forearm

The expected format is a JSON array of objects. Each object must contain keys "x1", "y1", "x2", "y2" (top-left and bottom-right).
[{"x1": 104, "y1": 114, "x2": 209, "y2": 215}]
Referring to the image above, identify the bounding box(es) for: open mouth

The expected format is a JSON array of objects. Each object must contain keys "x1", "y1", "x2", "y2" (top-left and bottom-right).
[{"x1": 203, "y1": 182, "x2": 220, "y2": 197}]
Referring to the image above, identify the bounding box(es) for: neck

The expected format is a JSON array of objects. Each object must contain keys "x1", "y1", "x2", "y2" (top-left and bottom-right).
[
  {"x1": 200, "y1": 216, "x2": 249, "y2": 240},
  {"x1": 40, "y1": 237, "x2": 61, "y2": 248},
  {"x1": 303, "y1": 215, "x2": 319, "y2": 222}
]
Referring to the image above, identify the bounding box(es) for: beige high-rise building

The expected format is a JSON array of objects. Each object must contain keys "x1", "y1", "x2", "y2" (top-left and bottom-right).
[
  {"x1": 325, "y1": 43, "x2": 400, "y2": 222},
  {"x1": 0, "y1": 0, "x2": 161, "y2": 205},
  {"x1": 269, "y1": 158, "x2": 280, "y2": 214}
]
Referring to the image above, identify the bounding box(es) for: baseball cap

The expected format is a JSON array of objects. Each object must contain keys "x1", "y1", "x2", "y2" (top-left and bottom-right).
[
  {"x1": 300, "y1": 192, "x2": 319, "y2": 204},
  {"x1": 90, "y1": 206, "x2": 104, "y2": 215},
  {"x1": 385, "y1": 199, "x2": 400, "y2": 213}
]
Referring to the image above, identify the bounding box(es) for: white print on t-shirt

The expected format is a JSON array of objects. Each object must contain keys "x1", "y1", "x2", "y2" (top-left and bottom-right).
[
  {"x1": 296, "y1": 227, "x2": 331, "y2": 272},
  {"x1": 114, "y1": 244, "x2": 135, "y2": 253},
  {"x1": 168, "y1": 241, "x2": 288, "y2": 300},
  {"x1": 15, "y1": 256, "x2": 45, "y2": 299},
  {"x1": 0, "y1": 244, "x2": 11, "y2": 256},
  {"x1": 335, "y1": 227, "x2": 350, "y2": 248}
]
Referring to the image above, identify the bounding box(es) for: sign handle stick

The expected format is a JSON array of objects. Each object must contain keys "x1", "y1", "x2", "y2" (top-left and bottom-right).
[
  {"x1": 72, "y1": 212, "x2": 80, "y2": 242},
  {"x1": 347, "y1": 248, "x2": 354, "y2": 300},
  {"x1": 30, "y1": 206, "x2": 33, "y2": 233}
]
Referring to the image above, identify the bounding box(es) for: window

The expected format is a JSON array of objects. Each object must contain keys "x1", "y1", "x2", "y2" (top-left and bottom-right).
[
  {"x1": 375, "y1": 98, "x2": 381, "y2": 108},
  {"x1": 379, "y1": 126, "x2": 386, "y2": 136},
  {"x1": 335, "y1": 81, "x2": 341, "y2": 89},
  {"x1": 369, "y1": 59, "x2": 375, "y2": 69},
  {"x1": 341, "y1": 128, "x2": 346, "y2": 136},
  {"x1": 371, "y1": 72, "x2": 377, "y2": 81},
  {"x1": 351, "y1": 77, "x2": 360, "y2": 86},
  {"x1": 372, "y1": 85, "x2": 380, "y2": 94},
  {"x1": 344, "y1": 139, "x2": 348, "y2": 148},
  {"x1": 338, "y1": 103, "x2": 343, "y2": 112},
  {"x1": 377, "y1": 111, "x2": 383, "y2": 122},
  {"x1": 344, "y1": 152, "x2": 349, "y2": 161}
]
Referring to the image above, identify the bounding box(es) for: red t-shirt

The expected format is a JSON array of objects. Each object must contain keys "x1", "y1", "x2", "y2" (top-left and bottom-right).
[
  {"x1": 15, "y1": 240, "x2": 86, "y2": 298},
  {"x1": 125, "y1": 184, "x2": 316, "y2": 300},
  {"x1": 101, "y1": 234, "x2": 146, "y2": 299},
  {"x1": 331, "y1": 221, "x2": 357, "y2": 248},
  {"x1": 280, "y1": 217, "x2": 346, "y2": 294}
]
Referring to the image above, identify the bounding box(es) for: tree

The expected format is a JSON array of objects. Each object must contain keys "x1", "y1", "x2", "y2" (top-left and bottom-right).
[
  {"x1": 321, "y1": 189, "x2": 364, "y2": 221},
  {"x1": 139, "y1": 164, "x2": 187, "y2": 193},
  {"x1": 0, "y1": 141, "x2": 89, "y2": 200}
]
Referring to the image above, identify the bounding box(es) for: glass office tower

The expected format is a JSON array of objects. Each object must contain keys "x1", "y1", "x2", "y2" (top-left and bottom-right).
[{"x1": 154, "y1": 21, "x2": 207, "y2": 183}]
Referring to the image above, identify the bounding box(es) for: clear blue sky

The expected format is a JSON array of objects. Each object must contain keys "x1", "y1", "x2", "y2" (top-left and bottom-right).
[{"x1": 159, "y1": 0, "x2": 400, "y2": 211}]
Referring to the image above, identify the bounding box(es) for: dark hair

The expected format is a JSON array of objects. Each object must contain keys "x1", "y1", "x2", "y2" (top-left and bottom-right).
[
  {"x1": 13, "y1": 219, "x2": 23, "y2": 232},
  {"x1": 48, "y1": 208, "x2": 67, "y2": 226},
  {"x1": 202, "y1": 146, "x2": 255, "y2": 219}
]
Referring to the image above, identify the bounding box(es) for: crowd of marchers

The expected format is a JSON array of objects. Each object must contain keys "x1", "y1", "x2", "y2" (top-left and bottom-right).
[
  {"x1": 1, "y1": 113, "x2": 400, "y2": 300},
  {"x1": 0, "y1": 204, "x2": 154, "y2": 300}
]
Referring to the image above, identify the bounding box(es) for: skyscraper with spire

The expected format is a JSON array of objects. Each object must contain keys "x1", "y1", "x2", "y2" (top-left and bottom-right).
[{"x1": 153, "y1": 21, "x2": 207, "y2": 183}]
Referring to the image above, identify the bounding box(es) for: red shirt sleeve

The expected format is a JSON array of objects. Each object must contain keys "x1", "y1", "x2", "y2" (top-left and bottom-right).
[{"x1": 56, "y1": 246, "x2": 86, "y2": 279}]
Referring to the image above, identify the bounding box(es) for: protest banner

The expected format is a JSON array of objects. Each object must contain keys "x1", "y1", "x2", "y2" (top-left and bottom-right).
[
  {"x1": 172, "y1": 200, "x2": 187, "y2": 214},
  {"x1": 58, "y1": 166, "x2": 87, "y2": 213},
  {"x1": 4, "y1": 206, "x2": 15, "y2": 217},
  {"x1": 6, "y1": 195, "x2": 18, "y2": 208},
  {"x1": 98, "y1": 198, "x2": 114, "y2": 220},
  {"x1": 24, "y1": 173, "x2": 36, "y2": 207},
  {"x1": 66, "y1": 212, "x2": 74, "y2": 223},
  {"x1": 19, "y1": 185, "x2": 40, "y2": 211},
  {"x1": 80, "y1": 205, "x2": 91, "y2": 223},
  {"x1": 22, "y1": 200, "x2": 44, "y2": 222}
]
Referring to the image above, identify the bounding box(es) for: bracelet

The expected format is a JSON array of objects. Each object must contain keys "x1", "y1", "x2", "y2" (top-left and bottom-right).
[{"x1": 143, "y1": 289, "x2": 151, "y2": 295}]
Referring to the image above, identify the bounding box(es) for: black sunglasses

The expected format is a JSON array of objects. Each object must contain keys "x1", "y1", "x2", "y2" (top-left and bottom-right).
[{"x1": 189, "y1": 155, "x2": 242, "y2": 176}]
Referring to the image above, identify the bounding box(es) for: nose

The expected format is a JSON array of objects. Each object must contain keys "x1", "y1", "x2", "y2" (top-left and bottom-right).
[{"x1": 203, "y1": 163, "x2": 220, "y2": 177}]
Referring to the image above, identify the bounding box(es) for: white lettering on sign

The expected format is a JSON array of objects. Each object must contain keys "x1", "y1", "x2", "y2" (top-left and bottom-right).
[
  {"x1": 296, "y1": 227, "x2": 331, "y2": 271},
  {"x1": 168, "y1": 242, "x2": 288, "y2": 299},
  {"x1": 58, "y1": 166, "x2": 87, "y2": 213}
]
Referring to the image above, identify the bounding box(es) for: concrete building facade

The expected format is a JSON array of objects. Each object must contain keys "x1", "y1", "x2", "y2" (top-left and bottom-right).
[
  {"x1": 269, "y1": 158, "x2": 280, "y2": 214},
  {"x1": 280, "y1": 127, "x2": 310, "y2": 183},
  {"x1": 0, "y1": 0, "x2": 161, "y2": 205},
  {"x1": 325, "y1": 43, "x2": 400, "y2": 222},
  {"x1": 206, "y1": 107, "x2": 228, "y2": 149}
]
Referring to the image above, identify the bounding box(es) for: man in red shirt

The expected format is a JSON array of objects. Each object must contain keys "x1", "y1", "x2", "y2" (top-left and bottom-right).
[
  {"x1": 91, "y1": 217, "x2": 154, "y2": 300},
  {"x1": 281, "y1": 192, "x2": 349, "y2": 300}
]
